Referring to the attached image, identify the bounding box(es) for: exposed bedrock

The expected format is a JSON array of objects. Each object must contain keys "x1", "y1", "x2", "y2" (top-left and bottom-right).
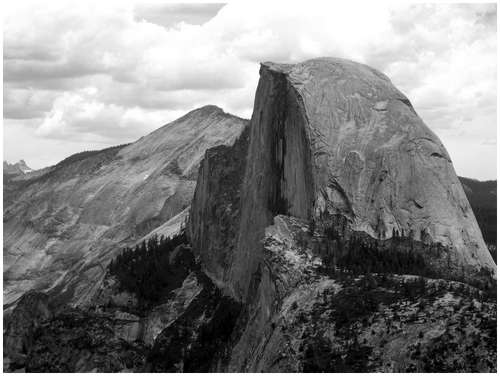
[
  {"x1": 187, "y1": 126, "x2": 250, "y2": 288},
  {"x1": 212, "y1": 57, "x2": 495, "y2": 301},
  {"x1": 182, "y1": 57, "x2": 497, "y2": 371},
  {"x1": 3, "y1": 105, "x2": 247, "y2": 307},
  {"x1": 227, "y1": 215, "x2": 497, "y2": 372}
]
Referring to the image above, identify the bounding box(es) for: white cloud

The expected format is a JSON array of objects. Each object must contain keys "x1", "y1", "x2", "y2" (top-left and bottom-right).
[
  {"x1": 133, "y1": 3, "x2": 225, "y2": 27},
  {"x1": 3, "y1": 1, "x2": 497, "y2": 179},
  {"x1": 34, "y1": 90, "x2": 184, "y2": 143}
]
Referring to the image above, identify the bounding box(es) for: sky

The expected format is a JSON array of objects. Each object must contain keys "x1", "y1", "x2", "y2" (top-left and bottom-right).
[{"x1": 3, "y1": 1, "x2": 497, "y2": 179}]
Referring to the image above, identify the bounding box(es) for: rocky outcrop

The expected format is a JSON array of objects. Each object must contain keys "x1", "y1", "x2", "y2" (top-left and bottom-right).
[
  {"x1": 4, "y1": 269, "x2": 240, "y2": 372},
  {"x1": 148, "y1": 272, "x2": 241, "y2": 372},
  {"x1": 187, "y1": 125, "x2": 250, "y2": 289},
  {"x1": 223, "y1": 58, "x2": 495, "y2": 302},
  {"x1": 90, "y1": 271, "x2": 204, "y2": 346},
  {"x1": 21, "y1": 308, "x2": 149, "y2": 372},
  {"x1": 188, "y1": 211, "x2": 500, "y2": 371},
  {"x1": 184, "y1": 58, "x2": 496, "y2": 371},
  {"x1": 85, "y1": 239, "x2": 206, "y2": 347},
  {"x1": 3, "y1": 233, "x2": 224, "y2": 372},
  {"x1": 227, "y1": 215, "x2": 496, "y2": 372},
  {"x1": 4, "y1": 58, "x2": 497, "y2": 373},
  {"x1": 3, "y1": 105, "x2": 248, "y2": 307},
  {"x1": 3, "y1": 291, "x2": 53, "y2": 369},
  {"x1": 139, "y1": 272, "x2": 203, "y2": 345},
  {"x1": 6, "y1": 216, "x2": 495, "y2": 372}
]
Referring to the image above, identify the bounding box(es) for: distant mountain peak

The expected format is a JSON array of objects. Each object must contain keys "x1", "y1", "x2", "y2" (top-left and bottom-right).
[
  {"x1": 3, "y1": 159, "x2": 33, "y2": 175},
  {"x1": 183, "y1": 104, "x2": 224, "y2": 117},
  {"x1": 180, "y1": 105, "x2": 247, "y2": 123},
  {"x1": 197, "y1": 104, "x2": 224, "y2": 112},
  {"x1": 3, "y1": 106, "x2": 248, "y2": 309}
]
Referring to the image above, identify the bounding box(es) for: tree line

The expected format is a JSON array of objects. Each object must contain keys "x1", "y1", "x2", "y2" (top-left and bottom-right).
[{"x1": 108, "y1": 231, "x2": 192, "y2": 305}]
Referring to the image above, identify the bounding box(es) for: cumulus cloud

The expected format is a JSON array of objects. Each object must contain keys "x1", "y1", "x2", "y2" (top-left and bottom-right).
[
  {"x1": 35, "y1": 89, "x2": 185, "y2": 142},
  {"x1": 134, "y1": 3, "x2": 225, "y2": 27},
  {"x1": 3, "y1": 85, "x2": 58, "y2": 119},
  {"x1": 3, "y1": 1, "x2": 497, "y2": 179}
]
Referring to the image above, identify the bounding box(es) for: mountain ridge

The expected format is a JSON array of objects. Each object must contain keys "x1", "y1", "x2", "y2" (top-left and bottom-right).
[
  {"x1": 3, "y1": 59, "x2": 497, "y2": 373},
  {"x1": 3, "y1": 105, "x2": 248, "y2": 308}
]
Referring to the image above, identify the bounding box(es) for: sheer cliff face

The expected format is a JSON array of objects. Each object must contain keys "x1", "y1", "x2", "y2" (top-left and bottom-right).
[
  {"x1": 222, "y1": 58, "x2": 495, "y2": 301},
  {"x1": 6, "y1": 59, "x2": 497, "y2": 373},
  {"x1": 187, "y1": 126, "x2": 250, "y2": 288},
  {"x1": 3, "y1": 106, "x2": 247, "y2": 307}
]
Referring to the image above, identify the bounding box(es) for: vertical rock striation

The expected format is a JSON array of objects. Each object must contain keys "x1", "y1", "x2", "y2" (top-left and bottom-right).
[
  {"x1": 6, "y1": 58, "x2": 496, "y2": 373},
  {"x1": 187, "y1": 126, "x2": 250, "y2": 289},
  {"x1": 183, "y1": 57, "x2": 497, "y2": 372},
  {"x1": 221, "y1": 58, "x2": 495, "y2": 302}
]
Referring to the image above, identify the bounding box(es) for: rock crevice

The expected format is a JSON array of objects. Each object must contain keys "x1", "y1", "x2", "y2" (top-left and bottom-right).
[{"x1": 223, "y1": 58, "x2": 495, "y2": 302}]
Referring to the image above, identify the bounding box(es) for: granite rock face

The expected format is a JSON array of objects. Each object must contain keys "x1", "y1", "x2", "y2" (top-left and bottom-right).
[
  {"x1": 183, "y1": 58, "x2": 496, "y2": 371},
  {"x1": 4, "y1": 58, "x2": 497, "y2": 373},
  {"x1": 187, "y1": 126, "x2": 250, "y2": 289},
  {"x1": 3, "y1": 105, "x2": 247, "y2": 307},
  {"x1": 226, "y1": 58, "x2": 495, "y2": 301}
]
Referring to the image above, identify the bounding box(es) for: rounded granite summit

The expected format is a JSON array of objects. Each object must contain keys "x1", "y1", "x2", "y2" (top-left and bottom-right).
[{"x1": 228, "y1": 57, "x2": 495, "y2": 300}]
